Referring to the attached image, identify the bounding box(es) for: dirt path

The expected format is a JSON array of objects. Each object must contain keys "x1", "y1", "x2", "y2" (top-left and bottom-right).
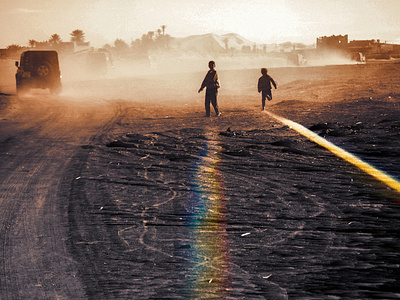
[
  {"x1": 0, "y1": 95, "x2": 124, "y2": 299},
  {"x1": 0, "y1": 61, "x2": 399, "y2": 299}
]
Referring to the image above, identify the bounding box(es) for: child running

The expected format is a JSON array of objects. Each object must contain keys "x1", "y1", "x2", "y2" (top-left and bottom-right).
[{"x1": 257, "y1": 68, "x2": 277, "y2": 111}]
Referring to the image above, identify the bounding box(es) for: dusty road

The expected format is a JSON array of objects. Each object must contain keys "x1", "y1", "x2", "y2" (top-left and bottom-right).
[
  {"x1": 0, "y1": 95, "x2": 126, "y2": 299},
  {"x1": 0, "y1": 61, "x2": 400, "y2": 299}
]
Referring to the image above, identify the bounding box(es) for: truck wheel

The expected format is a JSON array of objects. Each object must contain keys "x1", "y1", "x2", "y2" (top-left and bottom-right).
[{"x1": 37, "y1": 63, "x2": 51, "y2": 77}]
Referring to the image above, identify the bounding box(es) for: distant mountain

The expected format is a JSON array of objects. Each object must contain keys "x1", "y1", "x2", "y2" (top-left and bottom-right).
[
  {"x1": 170, "y1": 33, "x2": 254, "y2": 52},
  {"x1": 169, "y1": 33, "x2": 313, "y2": 53}
]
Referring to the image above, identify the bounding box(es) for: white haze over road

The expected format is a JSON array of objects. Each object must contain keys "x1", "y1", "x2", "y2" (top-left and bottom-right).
[{"x1": 1, "y1": 0, "x2": 400, "y2": 48}]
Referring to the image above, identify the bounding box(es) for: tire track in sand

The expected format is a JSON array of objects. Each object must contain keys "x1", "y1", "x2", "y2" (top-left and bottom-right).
[{"x1": 0, "y1": 96, "x2": 124, "y2": 299}]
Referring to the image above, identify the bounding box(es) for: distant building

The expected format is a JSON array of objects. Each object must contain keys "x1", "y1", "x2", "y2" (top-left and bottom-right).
[
  {"x1": 0, "y1": 49, "x2": 8, "y2": 58},
  {"x1": 57, "y1": 42, "x2": 75, "y2": 53},
  {"x1": 0, "y1": 47, "x2": 28, "y2": 59},
  {"x1": 317, "y1": 34, "x2": 400, "y2": 59},
  {"x1": 316, "y1": 35, "x2": 348, "y2": 51},
  {"x1": 348, "y1": 39, "x2": 394, "y2": 58}
]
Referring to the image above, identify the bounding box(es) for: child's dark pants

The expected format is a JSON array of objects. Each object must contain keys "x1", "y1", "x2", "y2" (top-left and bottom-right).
[
  {"x1": 262, "y1": 89, "x2": 272, "y2": 108},
  {"x1": 205, "y1": 88, "x2": 219, "y2": 116}
]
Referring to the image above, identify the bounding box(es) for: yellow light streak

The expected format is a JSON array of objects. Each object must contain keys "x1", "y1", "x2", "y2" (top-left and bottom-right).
[{"x1": 265, "y1": 111, "x2": 400, "y2": 193}]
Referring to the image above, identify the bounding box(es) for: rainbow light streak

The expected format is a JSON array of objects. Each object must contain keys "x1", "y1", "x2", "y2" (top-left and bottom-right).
[
  {"x1": 186, "y1": 139, "x2": 231, "y2": 298},
  {"x1": 265, "y1": 111, "x2": 400, "y2": 195}
]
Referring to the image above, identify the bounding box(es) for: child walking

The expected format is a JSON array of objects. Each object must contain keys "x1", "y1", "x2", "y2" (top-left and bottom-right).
[
  {"x1": 198, "y1": 61, "x2": 221, "y2": 117},
  {"x1": 257, "y1": 68, "x2": 277, "y2": 111}
]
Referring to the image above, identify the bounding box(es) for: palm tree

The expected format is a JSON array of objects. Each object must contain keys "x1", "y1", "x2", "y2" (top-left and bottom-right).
[
  {"x1": 70, "y1": 29, "x2": 85, "y2": 44},
  {"x1": 147, "y1": 31, "x2": 155, "y2": 40},
  {"x1": 28, "y1": 39, "x2": 37, "y2": 48},
  {"x1": 49, "y1": 34, "x2": 62, "y2": 46},
  {"x1": 161, "y1": 25, "x2": 167, "y2": 37},
  {"x1": 114, "y1": 39, "x2": 129, "y2": 51},
  {"x1": 6, "y1": 44, "x2": 22, "y2": 50},
  {"x1": 102, "y1": 43, "x2": 112, "y2": 51}
]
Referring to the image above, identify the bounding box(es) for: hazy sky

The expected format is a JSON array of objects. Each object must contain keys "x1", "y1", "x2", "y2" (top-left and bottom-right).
[{"x1": 1, "y1": 0, "x2": 400, "y2": 48}]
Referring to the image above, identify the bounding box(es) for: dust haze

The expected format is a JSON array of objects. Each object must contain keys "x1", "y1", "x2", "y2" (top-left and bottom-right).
[
  {"x1": 0, "y1": 37, "x2": 357, "y2": 105},
  {"x1": 1, "y1": 36, "x2": 400, "y2": 299},
  {"x1": 53, "y1": 49, "x2": 355, "y2": 103}
]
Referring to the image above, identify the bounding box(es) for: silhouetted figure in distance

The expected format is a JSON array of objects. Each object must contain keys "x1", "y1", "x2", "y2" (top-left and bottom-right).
[
  {"x1": 198, "y1": 60, "x2": 221, "y2": 117},
  {"x1": 258, "y1": 68, "x2": 277, "y2": 111}
]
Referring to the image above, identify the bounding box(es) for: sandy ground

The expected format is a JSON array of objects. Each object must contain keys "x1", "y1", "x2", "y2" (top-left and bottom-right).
[{"x1": 0, "y1": 60, "x2": 400, "y2": 299}]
